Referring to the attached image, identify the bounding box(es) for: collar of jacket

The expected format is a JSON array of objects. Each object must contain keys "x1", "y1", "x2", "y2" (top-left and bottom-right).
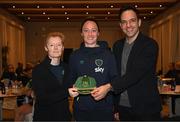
[
  {"x1": 80, "y1": 41, "x2": 109, "y2": 56},
  {"x1": 42, "y1": 56, "x2": 62, "y2": 68}
]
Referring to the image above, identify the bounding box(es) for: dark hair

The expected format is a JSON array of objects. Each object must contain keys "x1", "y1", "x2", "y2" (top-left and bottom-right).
[
  {"x1": 80, "y1": 18, "x2": 100, "y2": 32},
  {"x1": 119, "y1": 5, "x2": 139, "y2": 20}
]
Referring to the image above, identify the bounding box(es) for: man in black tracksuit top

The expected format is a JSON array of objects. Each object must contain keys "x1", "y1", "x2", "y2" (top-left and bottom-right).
[{"x1": 68, "y1": 40, "x2": 117, "y2": 121}]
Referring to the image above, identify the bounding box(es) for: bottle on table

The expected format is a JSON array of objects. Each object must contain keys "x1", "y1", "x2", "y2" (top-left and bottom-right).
[{"x1": 0, "y1": 82, "x2": 6, "y2": 94}]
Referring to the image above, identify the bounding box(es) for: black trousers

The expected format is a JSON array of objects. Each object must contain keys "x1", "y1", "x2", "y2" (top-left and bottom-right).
[
  {"x1": 172, "y1": 96, "x2": 180, "y2": 114},
  {"x1": 118, "y1": 106, "x2": 162, "y2": 121},
  {"x1": 74, "y1": 108, "x2": 114, "y2": 121}
]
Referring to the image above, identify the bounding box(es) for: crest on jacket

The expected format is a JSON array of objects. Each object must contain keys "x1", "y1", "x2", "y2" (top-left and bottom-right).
[{"x1": 95, "y1": 59, "x2": 104, "y2": 73}]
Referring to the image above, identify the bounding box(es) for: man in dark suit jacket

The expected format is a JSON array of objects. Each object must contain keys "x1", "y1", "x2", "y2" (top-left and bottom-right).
[{"x1": 91, "y1": 5, "x2": 162, "y2": 121}]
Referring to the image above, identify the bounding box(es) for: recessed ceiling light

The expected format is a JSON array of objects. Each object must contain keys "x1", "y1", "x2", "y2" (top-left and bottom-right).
[
  {"x1": 105, "y1": 17, "x2": 108, "y2": 20},
  {"x1": 37, "y1": 5, "x2": 40, "y2": 8},
  {"x1": 135, "y1": 5, "x2": 138, "y2": 8},
  {"x1": 159, "y1": 5, "x2": 162, "y2": 7},
  {"x1": 143, "y1": 16, "x2": 146, "y2": 19},
  {"x1": 110, "y1": 5, "x2": 114, "y2": 8},
  {"x1": 65, "y1": 12, "x2": 67, "y2": 14},
  {"x1": 28, "y1": 17, "x2": 31, "y2": 20},
  {"x1": 150, "y1": 11, "x2": 153, "y2": 14},
  {"x1": 67, "y1": 17, "x2": 69, "y2": 20},
  {"x1": 62, "y1": 5, "x2": 64, "y2": 8},
  {"x1": 107, "y1": 12, "x2": 110, "y2": 15},
  {"x1": 86, "y1": 5, "x2": 89, "y2": 8},
  {"x1": 12, "y1": 5, "x2": 15, "y2": 8},
  {"x1": 21, "y1": 12, "x2": 24, "y2": 15},
  {"x1": 43, "y1": 12, "x2": 46, "y2": 15},
  {"x1": 86, "y1": 12, "x2": 89, "y2": 14},
  {"x1": 48, "y1": 17, "x2": 50, "y2": 20}
]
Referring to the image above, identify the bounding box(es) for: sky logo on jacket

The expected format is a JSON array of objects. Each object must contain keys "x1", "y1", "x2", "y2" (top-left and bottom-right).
[{"x1": 95, "y1": 59, "x2": 104, "y2": 73}]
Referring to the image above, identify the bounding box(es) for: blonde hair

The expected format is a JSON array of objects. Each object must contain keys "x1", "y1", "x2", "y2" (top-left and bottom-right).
[{"x1": 45, "y1": 32, "x2": 65, "y2": 45}]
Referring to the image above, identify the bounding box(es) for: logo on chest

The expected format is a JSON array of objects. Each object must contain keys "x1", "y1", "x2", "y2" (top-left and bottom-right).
[{"x1": 94, "y1": 59, "x2": 104, "y2": 73}]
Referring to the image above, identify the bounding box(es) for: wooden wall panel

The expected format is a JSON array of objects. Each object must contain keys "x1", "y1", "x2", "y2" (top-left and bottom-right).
[
  {"x1": 0, "y1": 14, "x2": 25, "y2": 75},
  {"x1": 5, "y1": 23, "x2": 25, "y2": 68},
  {"x1": 0, "y1": 16, "x2": 3, "y2": 75},
  {"x1": 150, "y1": 25, "x2": 162, "y2": 73},
  {"x1": 150, "y1": 7, "x2": 180, "y2": 74},
  {"x1": 161, "y1": 20, "x2": 172, "y2": 72},
  {"x1": 175, "y1": 14, "x2": 180, "y2": 60}
]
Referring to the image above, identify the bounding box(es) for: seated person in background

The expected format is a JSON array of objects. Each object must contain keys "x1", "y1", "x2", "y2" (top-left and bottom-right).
[
  {"x1": 1, "y1": 64, "x2": 17, "y2": 81},
  {"x1": 21, "y1": 63, "x2": 33, "y2": 86},
  {"x1": 23, "y1": 63, "x2": 33, "y2": 78},
  {"x1": 164, "y1": 62, "x2": 180, "y2": 84},
  {"x1": 164, "y1": 62, "x2": 176, "y2": 78},
  {"x1": 15, "y1": 80, "x2": 34, "y2": 121},
  {"x1": 1, "y1": 64, "x2": 17, "y2": 88}
]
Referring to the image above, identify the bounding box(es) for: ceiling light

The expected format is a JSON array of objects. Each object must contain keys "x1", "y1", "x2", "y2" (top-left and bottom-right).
[
  {"x1": 48, "y1": 17, "x2": 50, "y2": 20},
  {"x1": 86, "y1": 12, "x2": 89, "y2": 14},
  {"x1": 107, "y1": 12, "x2": 110, "y2": 15},
  {"x1": 37, "y1": 5, "x2": 40, "y2": 8},
  {"x1": 21, "y1": 12, "x2": 24, "y2": 15},
  {"x1": 135, "y1": 5, "x2": 138, "y2": 8},
  {"x1": 143, "y1": 17, "x2": 146, "y2": 19},
  {"x1": 43, "y1": 12, "x2": 46, "y2": 15},
  {"x1": 65, "y1": 12, "x2": 67, "y2": 14},
  {"x1": 159, "y1": 5, "x2": 162, "y2": 7},
  {"x1": 150, "y1": 11, "x2": 153, "y2": 14},
  {"x1": 66, "y1": 17, "x2": 69, "y2": 20},
  {"x1": 12, "y1": 5, "x2": 15, "y2": 8},
  {"x1": 27, "y1": 17, "x2": 31, "y2": 20},
  {"x1": 86, "y1": 5, "x2": 89, "y2": 8},
  {"x1": 62, "y1": 5, "x2": 64, "y2": 8},
  {"x1": 110, "y1": 5, "x2": 114, "y2": 8}
]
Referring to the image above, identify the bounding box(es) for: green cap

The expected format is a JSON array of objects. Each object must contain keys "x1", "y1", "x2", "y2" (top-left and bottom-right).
[{"x1": 74, "y1": 75, "x2": 96, "y2": 94}]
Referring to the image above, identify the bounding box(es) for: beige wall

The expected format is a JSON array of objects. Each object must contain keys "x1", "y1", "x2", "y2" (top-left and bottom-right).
[
  {"x1": 25, "y1": 20, "x2": 149, "y2": 63},
  {"x1": 25, "y1": 21, "x2": 121, "y2": 63}
]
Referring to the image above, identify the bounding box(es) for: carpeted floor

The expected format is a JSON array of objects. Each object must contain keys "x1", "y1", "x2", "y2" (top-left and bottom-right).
[{"x1": 2, "y1": 97, "x2": 180, "y2": 121}]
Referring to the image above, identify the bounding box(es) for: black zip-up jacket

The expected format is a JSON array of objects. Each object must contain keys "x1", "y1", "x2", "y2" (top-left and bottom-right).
[{"x1": 32, "y1": 56, "x2": 71, "y2": 121}]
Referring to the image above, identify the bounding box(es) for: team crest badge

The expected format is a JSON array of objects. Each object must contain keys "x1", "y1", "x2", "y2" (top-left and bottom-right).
[{"x1": 95, "y1": 59, "x2": 104, "y2": 73}]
